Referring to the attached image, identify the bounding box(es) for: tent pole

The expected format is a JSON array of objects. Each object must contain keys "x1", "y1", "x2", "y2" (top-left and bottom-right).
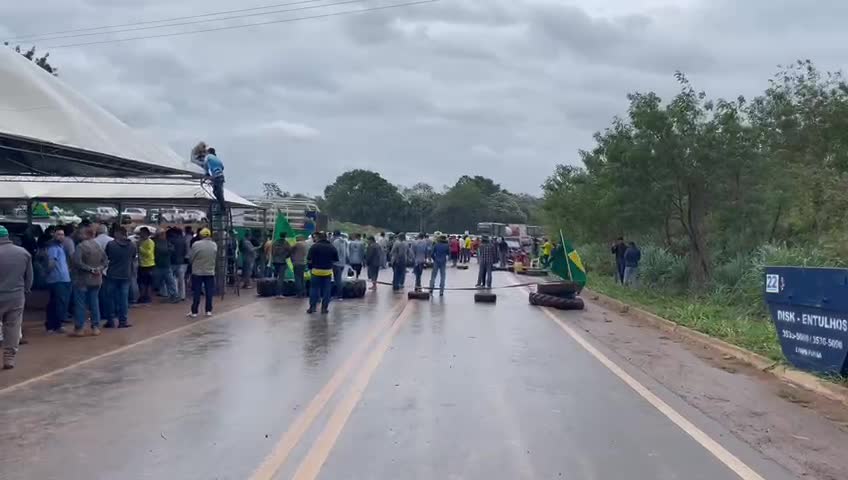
[{"x1": 26, "y1": 199, "x2": 33, "y2": 226}]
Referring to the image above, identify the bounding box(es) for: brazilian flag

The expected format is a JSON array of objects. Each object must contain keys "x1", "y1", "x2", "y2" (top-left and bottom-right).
[
  {"x1": 550, "y1": 230, "x2": 587, "y2": 288},
  {"x1": 271, "y1": 213, "x2": 297, "y2": 280}
]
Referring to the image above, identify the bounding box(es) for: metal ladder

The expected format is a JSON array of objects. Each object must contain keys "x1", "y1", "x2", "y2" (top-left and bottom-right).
[{"x1": 208, "y1": 193, "x2": 239, "y2": 299}]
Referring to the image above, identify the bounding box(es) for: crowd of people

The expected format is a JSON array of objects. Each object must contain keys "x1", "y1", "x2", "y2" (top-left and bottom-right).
[
  {"x1": 0, "y1": 218, "x2": 559, "y2": 370},
  {"x1": 0, "y1": 219, "x2": 223, "y2": 370},
  {"x1": 254, "y1": 230, "x2": 492, "y2": 315}
]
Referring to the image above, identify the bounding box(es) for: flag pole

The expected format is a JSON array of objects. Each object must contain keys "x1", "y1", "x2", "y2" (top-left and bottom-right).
[{"x1": 559, "y1": 229, "x2": 574, "y2": 281}]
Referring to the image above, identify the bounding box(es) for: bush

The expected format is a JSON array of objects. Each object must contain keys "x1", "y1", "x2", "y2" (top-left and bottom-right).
[
  {"x1": 639, "y1": 245, "x2": 688, "y2": 290},
  {"x1": 578, "y1": 243, "x2": 616, "y2": 277},
  {"x1": 728, "y1": 243, "x2": 847, "y2": 312}
]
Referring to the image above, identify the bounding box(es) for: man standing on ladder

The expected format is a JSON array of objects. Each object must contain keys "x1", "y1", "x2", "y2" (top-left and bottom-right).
[{"x1": 203, "y1": 147, "x2": 226, "y2": 211}]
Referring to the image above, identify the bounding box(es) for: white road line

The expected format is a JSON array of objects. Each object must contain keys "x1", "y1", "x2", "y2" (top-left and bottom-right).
[
  {"x1": 538, "y1": 305, "x2": 766, "y2": 480},
  {"x1": 0, "y1": 302, "x2": 254, "y2": 395}
]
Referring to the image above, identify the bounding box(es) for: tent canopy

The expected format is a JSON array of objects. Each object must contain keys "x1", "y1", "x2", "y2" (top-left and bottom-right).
[
  {"x1": 0, "y1": 47, "x2": 203, "y2": 177},
  {"x1": 0, "y1": 176, "x2": 256, "y2": 208}
]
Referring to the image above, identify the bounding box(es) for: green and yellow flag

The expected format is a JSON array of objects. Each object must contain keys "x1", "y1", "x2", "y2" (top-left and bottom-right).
[
  {"x1": 550, "y1": 230, "x2": 587, "y2": 288},
  {"x1": 272, "y1": 212, "x2": 297, "y2": 240}
]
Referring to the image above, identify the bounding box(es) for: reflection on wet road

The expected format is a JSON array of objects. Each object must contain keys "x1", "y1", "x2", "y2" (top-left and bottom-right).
[{"x1": 0, "y1": 269, "x2": 791, "y2": 480}]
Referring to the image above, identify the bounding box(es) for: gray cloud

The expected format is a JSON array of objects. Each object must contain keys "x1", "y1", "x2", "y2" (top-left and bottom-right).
[{"x1": 1, "y1": 0, "x2": 846, "y2": 196}]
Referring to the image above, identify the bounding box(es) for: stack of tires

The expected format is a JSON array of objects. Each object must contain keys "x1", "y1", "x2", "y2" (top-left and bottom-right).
[
  {"x1": 528, "y1": 281, "x2": 584, "y2": 310},
  {"x1": 341, "y1": 279, "x2": 367, "y2": 299}
]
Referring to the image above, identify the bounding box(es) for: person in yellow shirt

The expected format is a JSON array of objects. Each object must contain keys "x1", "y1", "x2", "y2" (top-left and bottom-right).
[
  {"x1": 541, "y1": 238, "x2": 553, "y2": 267},
  {"x1": 136, "y1": 227, "x2": 156, "y2": 304},
  {"x1": 462, "y1": 235, "x2": 472, "y2": 264}
]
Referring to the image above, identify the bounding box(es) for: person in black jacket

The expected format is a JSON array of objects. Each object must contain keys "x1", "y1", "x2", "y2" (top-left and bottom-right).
[
  {"x1": 611, "y1": 237, "x2": 627, "y2": 284},
  {"x1": 168, "y1": 228, "x2": 188, "y2": 301},
  {"x1": 306, "y1": 232, "x2": 338, "y2": 314}
]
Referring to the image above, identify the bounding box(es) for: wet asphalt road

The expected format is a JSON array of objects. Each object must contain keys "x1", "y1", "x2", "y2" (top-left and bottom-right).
[{"x1": 0, "y1": 268, "x2": 795, "y2": 480}]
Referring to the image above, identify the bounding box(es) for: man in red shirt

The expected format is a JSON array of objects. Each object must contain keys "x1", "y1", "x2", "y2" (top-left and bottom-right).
[{"x1": 448, "y1": 236, "x2": 460, "y2": 267}]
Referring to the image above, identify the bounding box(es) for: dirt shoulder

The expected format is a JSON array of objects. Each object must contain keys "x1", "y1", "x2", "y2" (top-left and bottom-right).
[{"x1": 579, "y1": 297, "x2": 848, "y2": 480}]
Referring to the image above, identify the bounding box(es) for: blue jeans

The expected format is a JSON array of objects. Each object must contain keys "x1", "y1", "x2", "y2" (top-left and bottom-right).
[
  {"x1": 191, "y1": 275, "x2": 215, "y2": 314},
  {"x1": 157, "y1": 267, "x2": 178, "y2": 299},
  {"x1": 309, "y1": 275, "x2": 332, "y2": 311},
  {"x1": 73, "y1": 285, "x2": 101, "y2": 330},
  {"x1": 624, "y1": 266, "x2": 639, "y2": 287},
  {"x1": 413, "y1": 263, "x2": 425, "y2": 289},
  {"x1": 477, "y1": 263, "x2": 493, "y2": 288},
  {"x1": 109, "y1": 278, "x2": 130, "y2": 326},
  {"x1": 429, "y1": 261, "x2": 447, "y2": 294},
  {"x1": 332, "y1": 266, "x2": 344, "y2": 298},
  {"x1": 46, "y1": 282, "x2": 71, "y2": 331},
  {"x1": 172, "y1": 264, "x2": 187, "y2": 300},
  {"x1": 99, "y1": 277, "x2": 113, "y2": 321},
  {"x1": 293, "y1": 264, "x2": 306, "y2": 297},
  {"x1": 392, "y1": 264, "x2": 406, "y2": 290},
  {"x1": 616, "y1": 260, "x2": 626, "y2": 284}
]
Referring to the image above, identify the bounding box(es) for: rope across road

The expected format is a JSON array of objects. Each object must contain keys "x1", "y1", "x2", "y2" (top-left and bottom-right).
[{"x1": 373, "y1": 280, "x2": 549, "y2": 291}]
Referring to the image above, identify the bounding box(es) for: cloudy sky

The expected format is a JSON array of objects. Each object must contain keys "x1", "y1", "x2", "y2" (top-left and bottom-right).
[{"x1": 1, "y1": 0, "x2": 846, "y2": 196}]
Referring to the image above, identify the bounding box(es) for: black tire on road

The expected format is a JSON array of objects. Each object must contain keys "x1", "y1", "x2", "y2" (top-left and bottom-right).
[
  {"x1": 528, "y1": 292, "x2": 584, "y2": 310},
  {"x1": 342, "y1": 279, "x2": 367, "y2": 299},
  {"x1": 408, "y1": 291, "x2": 431, "y2": 300},
  {"x1": 280, "y1": 280, "x2": 297, "y2": 297},
  {"x1": 256, "y1": 278, "x2": 279, "y2": 298},
  {"x1": 355, "y1": 280, "x2": 367, "y2": 297},
  {"x1": 474, "y1": 291, "x2": 497, "y2": 303},
  {"x1": 536, "y1": 281, "x2": 579, "y2": 298}
]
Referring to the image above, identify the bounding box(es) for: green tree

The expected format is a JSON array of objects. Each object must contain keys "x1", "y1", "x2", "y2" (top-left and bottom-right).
[
  {"x1": 543, "y1": 73, "x2": 771, "y2": 287},
  {"x1": 323, "y1": 170, "x2": 406, "y2": 228},
  {"x1": 262, "y1": 182, "x2": 288, "y2": 198},
  {"x1": 428, "y1": 175, "x2": 537, "y2": 233},
  {"x1": 401, "y1": 183, "x2": 437, "y2": 232},
  {"x1": 488, "y1": 191, "x2": 527, "y2": 224},
  {"x1": 513, "y1": 193, "x2": 544, "y2": 225}
]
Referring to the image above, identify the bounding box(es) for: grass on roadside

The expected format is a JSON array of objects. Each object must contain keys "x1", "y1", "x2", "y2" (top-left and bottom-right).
[{"x1": 588, "y1": 275, "x2": 785, "y2": 362}]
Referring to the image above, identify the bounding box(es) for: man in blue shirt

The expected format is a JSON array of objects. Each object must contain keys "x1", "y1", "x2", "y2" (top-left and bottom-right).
[
  {"x1": 411, "y1": 233, "x2": 430, "y2": 291},
  {"x1": 44, "y1": 228, "x2": 71, "y2": 334},
  {"x1": 204, "y1": 147, "x2": 226, "y2": 211},
  {"x1": 429, "y1": 235, "x2": 450, "y2": 296},
  {"x1": 623, "y1": 241, "x2": 642, "y2": 287}
]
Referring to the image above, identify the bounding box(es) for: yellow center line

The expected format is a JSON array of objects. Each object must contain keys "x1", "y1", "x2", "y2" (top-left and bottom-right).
[
  {"x1": 290, "y1": 302, "x2": 416, "y2": 480},
  {"x1": 250, "y1": 300, "x2": 409, "y2": 480}
]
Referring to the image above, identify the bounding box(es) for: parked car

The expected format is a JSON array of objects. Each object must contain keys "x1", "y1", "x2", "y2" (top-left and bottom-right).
[
  {"x1": 147, "y1": 208, "x2": 183, "y2": 223},
  {"x1": 183, "y1": 209, "x2": 207, "y2": 223},
  {"x1": 51, "y1": 207, "x2": 81, "y2": 225},
  {"x1": 121, "y1": 207, "x2": 147, "y2": 223},
  {"x1": 160, "y1": 208, "x2": 185, "y2": 223},
  {"x1": 81, "y1": 206, "x2": 119, "y2": 222}
]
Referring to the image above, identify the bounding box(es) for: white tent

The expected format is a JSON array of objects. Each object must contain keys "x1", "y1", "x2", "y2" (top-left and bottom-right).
[
  {"x1": 0, "y1": 176, "x2": 255, "y2": 208},
  {"x1": 0, "y1": 47, "x2": 203, "y2": 177}
]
